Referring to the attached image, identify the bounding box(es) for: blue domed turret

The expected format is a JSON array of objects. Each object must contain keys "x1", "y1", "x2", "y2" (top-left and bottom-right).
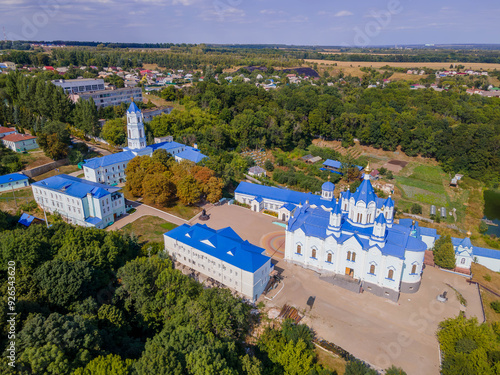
[
  {"x1": 322, "y1": 181, "x2": 335, "y2": 192},
  {"x1": 321, "y1": 177, "x2": 335, "y2": 201}
]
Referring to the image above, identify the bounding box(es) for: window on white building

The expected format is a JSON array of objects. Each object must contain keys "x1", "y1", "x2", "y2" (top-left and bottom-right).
[{"x1": 387, "y1": 269, "x2": 394, "y2": 280}]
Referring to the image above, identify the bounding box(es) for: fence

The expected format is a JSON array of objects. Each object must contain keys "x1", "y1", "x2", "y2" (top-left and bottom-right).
[{"x1": 23, "y1": 158, "x2": 69, "y2": 178}]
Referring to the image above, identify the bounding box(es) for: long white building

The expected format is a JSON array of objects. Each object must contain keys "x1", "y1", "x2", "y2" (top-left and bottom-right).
[
  {"x1": 51, "y1": 78, "x2": 105, "y2": 94},
  {"x1": 164, "y1": 223, "x2": 273, "y2": 301},
  {"x1": 32, "y1": 175, "x2": 125, "y2": 229}
]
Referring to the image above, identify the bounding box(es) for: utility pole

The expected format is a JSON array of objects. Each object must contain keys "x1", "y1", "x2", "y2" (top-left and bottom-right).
[{"x1": 11, "y1": 185, "x2": 17, "y2": 208}]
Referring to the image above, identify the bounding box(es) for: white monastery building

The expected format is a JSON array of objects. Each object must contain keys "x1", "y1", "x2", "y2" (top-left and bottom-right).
[
  {"x1": 164, "y1": 223, "x2": 273, "y2": 301},
  {"x1": 83, "y1": 102, "x2": 207, "y2": 185},
  {"x1": 32, "y1": 174, "x2": 125, "y2": 229}
]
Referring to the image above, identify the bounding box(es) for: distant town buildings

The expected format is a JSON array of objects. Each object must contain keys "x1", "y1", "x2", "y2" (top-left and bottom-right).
[
  {"x1": 32, "y1": 174, "x2": 125, "y2": 229},
  {"x1": 164, "y1": 223, "x2": 273, "y2": 301}
]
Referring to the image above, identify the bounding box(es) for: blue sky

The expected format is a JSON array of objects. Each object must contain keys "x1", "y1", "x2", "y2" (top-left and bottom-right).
[{"x1": 1, "y1": 0, "x2": 499, "y2": 46}]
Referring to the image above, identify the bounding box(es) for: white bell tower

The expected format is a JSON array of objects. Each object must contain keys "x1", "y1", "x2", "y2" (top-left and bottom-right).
[{"x1": 127, "y1": 101, "x2": 146, "y2": 150}]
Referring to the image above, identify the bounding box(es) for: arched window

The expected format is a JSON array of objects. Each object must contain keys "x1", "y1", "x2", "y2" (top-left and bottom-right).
[
  {"x1": 357, "y1": 213, "x2": 361, "y2": 222},
  {"x1": 352, "y1": 252, "x2": 356, "y2": 262},
  {"x1": 388, "y1": 269, "x2": 394, "y2": 280},
  {"x1": 311, "y1": 249, "x2": 317, "y2": 259},
  {"x1": 347, "y1": 251, "x2": 351, "y2": 261},
  {"x1": 296, "y1": 245, "x2": 302, "y2": 255},
  {"x1": 369, "y1": 264, "x2": 376, "y2": 275},
  {"x1": 461, "y1": 258, "x2": 465, "y2": 264},
  {"x1": 411, "y1": 264, "x2": 417, "y2": 274},
  {"x1": 327, "y1": 253, "x2": 332, "y2": 263},
  {"x1": 128, "y1": 129, "x2": 131, "y2": 138}
]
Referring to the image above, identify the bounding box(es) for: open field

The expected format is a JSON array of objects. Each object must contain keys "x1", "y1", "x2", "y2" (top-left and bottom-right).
[
  {"x1": 20, "y1": 151, "x2": 53, "y2": 169},
  {"x1": 32, "y1": 165, "x2": 80, "y2": 181},
  {"x1": 120, "y1": 215, "x2": 178, "y2": 243},
  {"x1": 143, "y1": 93, "x2": 185, "y2": 111},
  {"x1": 481, "y1": 290, "x2": 500, "y2": 324},
  {"x1": 305, "y1": 59, "x2": 500, "y2": 71},
  {"x1": 315, "y1": 347, "x2": 346, "y2": 375}
]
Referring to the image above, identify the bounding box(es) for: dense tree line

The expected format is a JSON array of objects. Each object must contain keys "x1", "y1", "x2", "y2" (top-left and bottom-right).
[
  {"x1": 146, "y1": 79, "x2": 500, "y2": 184},
  {"x1": 0, "y1": 213, "x2": 343, "y2": 374},
  {"x1": 0, "y1": 144, "x2": 22, "y2": 174}
]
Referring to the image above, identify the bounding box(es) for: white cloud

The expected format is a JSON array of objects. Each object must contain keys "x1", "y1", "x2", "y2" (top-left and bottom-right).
[{"x1": 334, "y1": 10, "x2": 353, "y2": 17}]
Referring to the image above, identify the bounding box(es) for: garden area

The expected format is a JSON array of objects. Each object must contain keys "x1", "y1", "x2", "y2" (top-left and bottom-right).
[{"x1": 120, "y1": 215, "x2": 178, "y2": 244}]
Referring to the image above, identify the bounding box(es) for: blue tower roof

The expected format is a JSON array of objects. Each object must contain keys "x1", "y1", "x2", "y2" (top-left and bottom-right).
[
  {"x1": 332, "y1": 201, "x2": 342, "y2": 214},
  {"x1": 127, "y1": 102, "x2": 141, "y2": 113},
  {"x1": 322, "y1": 181, "x2": 335, "y2": 192},
  {"x1": 352, "y1": 179, "x2": 376, "y2": 204},
  {"x1": 384, "y1": 196, "x2": 394, "y2": 208},
  {"x1": 375, "y1": 213, "x2": 387, "y2": 224},
  {"x1": 458, "y1": 237, "x2": 472, "y2": 248}
]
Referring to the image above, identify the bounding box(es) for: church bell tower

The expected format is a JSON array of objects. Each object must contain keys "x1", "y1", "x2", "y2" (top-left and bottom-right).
[{"x1": 126, "y1": 100, "x2": 146, "y2": 150}]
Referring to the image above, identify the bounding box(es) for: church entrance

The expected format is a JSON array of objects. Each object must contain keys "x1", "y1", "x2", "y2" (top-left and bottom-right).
[
  {"x1": 282, "y1": 213, "x2": 286, "y2": 221},
  {"x1": 345, "y1": 268, "x2": 354, "y2": 278},
  {"x1": 253, "y1": 205, "x2": 257, "y2": 212}
]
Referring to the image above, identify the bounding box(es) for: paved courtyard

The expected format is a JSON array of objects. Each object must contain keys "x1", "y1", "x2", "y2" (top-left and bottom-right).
[
  {"x1": 188, "y1": 203, "x2": 284, "y2": 246},
  {"x1": 263, "y1": 261, "x2": 483, "y2": 375}
]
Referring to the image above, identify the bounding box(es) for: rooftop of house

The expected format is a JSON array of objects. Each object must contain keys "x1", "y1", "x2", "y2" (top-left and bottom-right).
[
  {"x1": 175, "y1": 146, "x2": 208, "y2": 163},
  {"x1": 2, "y1": 133, "x2": 37, "y2": 143},
  {"x1": 0, "y1": 172, "x2": 29, "y2": 185},
  {"x1": 0, "y1": 126, "x2": 16, "y2": 134},
  {"x1": 165, "y1": 223, "x2": 271, "y2": 273},
  {"x1": 32, "y1": 174, "x2": 121, "y2": 199}
]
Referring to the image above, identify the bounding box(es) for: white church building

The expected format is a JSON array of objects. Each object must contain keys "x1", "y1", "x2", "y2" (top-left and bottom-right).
[
  {"x1": 283, "y1": 168, "x2": 427, "y2": 302},
  {"x1": 83, "y1": 102, "x2": 207, "y2": 185}
]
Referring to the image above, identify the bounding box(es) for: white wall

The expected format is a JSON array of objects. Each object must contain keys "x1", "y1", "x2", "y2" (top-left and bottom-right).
[
  {"x1": 0, "y1": 179, "x2": 29, "y2": 192},
  {"x1": 164, "y1": 234, "x2": 271, "y2": 301},
  {"x1": 475, "y1": 256, "x2": 500, "y2": 272}
]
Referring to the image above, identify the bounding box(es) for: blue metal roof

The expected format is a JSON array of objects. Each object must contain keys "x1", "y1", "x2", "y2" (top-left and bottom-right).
[
  {"x1": 127, "y1": 102, "x2": 141, "y2": 113},
  {"x1": 18, "y1": 213, "x2": 43, "y2": 227},
  {"x1": 149, "y1": 140, "x2": 186, "y2": 152},
  {"x1": 375, "y1": 213, "x2": 387, "y2": 224},
  {"x1": 323, "y1": 159, "x2": 342, "y2": 169},
  {"x1": 352, "y1": 179, "x2": 377, "y2": 204},
  {"x1": 322, "y1": 181, "x2": 335, "y2": 192},
  {"x1": 235, "y1": 181, "x2": 335, "y2": 209},
  {"x1": 85, "y1": 217, "x2": 102, "y2": 226},
  {"x1": 176, "y1": 146, "x2": 208, "y2": 163},
  {"x1": 32, "y1": 175, "x2": 119, "y2": 199},
  {"x1": 165, "y1": 224, "x2": 271, "y2": 273},
  {"x1": 473, "y1": 246, "x2": 500, "y2": 260},
  {"x1": 384, "y1": 196, "x2": 394, "y2": 208},
  {"x1": 84, "y1": 151, "x2": 136, "y2": 169},
  {"x1": 0, "y1": 173, "x2": 28, "y2": 185}
]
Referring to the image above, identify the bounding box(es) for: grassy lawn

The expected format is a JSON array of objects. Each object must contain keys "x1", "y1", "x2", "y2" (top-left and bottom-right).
[
  {"x1": 20, "y1": 152, "x2": 53, "y2": 169},
  {"x1": 481, "y1": 290, "x2": 500, "y2": 324},
  {"x1": 315, "y1": 347, "x2": 346, "y2": 375},
  {"x1": 471, "y1": 263, "x2": 500, "y2": 296},
  {"x1": 120, "y1": 215, "x2": 178, "y2": 244},
  {"x1": 32, "y1": 165, "x2": 80, "y2": 181},
  {"x1": 162, "y1": 202, "x2": 201, "y2": 220},
  {"x1": 409, "y1": 165, "x2": 447, "y2": 184}
]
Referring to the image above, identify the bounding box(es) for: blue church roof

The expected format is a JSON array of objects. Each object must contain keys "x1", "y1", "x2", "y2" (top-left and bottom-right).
[
  {"x1": 322, "y1": 181, "x2": 335, "y2": 192},
  {"x1": 0, "y1": 172, "x2": 28, "y2": 185},
  {"x1": 165, "y1": 223, "x2": 271, "y2": 273},
  {"x1": 375, "y1": 213, "x2": 387, "y2": 224},
  {"x1": 352, "y1": 179, "x2": 377, "y2": 204},
  {"x1": 32, "y1": 175, "x2": 120, "y2": 198},
  {"x1": 176, "y1": 146, "x2": 208, "y2": 163},
  {"x1": 235, "y1": 181, "x2": 334, "y2": 209},
  {"x1": 84, "y1": 151, "x2": 136, "y2": 169},
  {"x1": 473, "y1": 246, "x2": 500, "y2": 260},
  {"x1": 127, "y1": 102, "x2": 141, "y2": 113}
]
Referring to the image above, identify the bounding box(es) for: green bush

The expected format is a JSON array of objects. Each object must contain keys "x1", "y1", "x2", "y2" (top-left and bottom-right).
[
  {"x1": 491, "y1": 301, "x2": 500, "y2": 313},
  {"x1": 411, "y1": 203, "x2": 423, "y2": 214},
  {"x1": 484, "y1": 274, "x2": 492, "y2": 282}
]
